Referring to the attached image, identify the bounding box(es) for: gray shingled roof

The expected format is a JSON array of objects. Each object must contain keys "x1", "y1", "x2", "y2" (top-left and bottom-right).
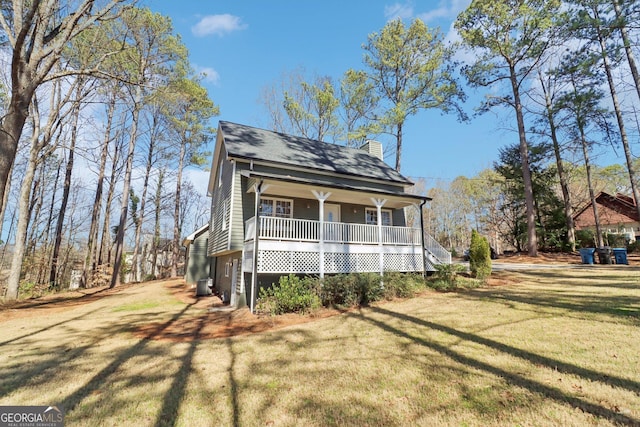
[{"x1": 219, "y1": 121, "x2": 412, "y2": 185}]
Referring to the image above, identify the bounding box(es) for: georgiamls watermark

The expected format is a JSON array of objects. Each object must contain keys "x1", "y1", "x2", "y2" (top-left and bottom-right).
[{"x1": 0, "y1": 406, "x2": 64, "y2": 427}]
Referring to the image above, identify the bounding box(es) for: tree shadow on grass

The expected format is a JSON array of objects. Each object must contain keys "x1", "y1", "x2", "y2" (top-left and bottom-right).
[
  {"x1": 226, "y1": 336, "x2": 240, "y2": 427},
  {"x1": 0, "y1": 309, "x2": 173, "y2": 400},
  {"x1": 505, "y1": 270, "x2": 640, "y2": 290},
  {"x1": 153, "y1": 311, "x2": 206, "y2": 427},
  {"x1": 352, "y1": 307, "x2": 640, "y2": 426},
  {"x1": 0, "y1": 306, "x2": 103, "y2": 346},
  {"x1": 463, "y1": 285, "x2": 640, "y2": 322},
  {"x1": 60, "y1": 303, "x2": 195, "y2": 414}
]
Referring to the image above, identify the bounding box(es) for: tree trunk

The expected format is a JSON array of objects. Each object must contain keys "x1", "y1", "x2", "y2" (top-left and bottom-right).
[
  {"x1": 82, "y1": 94, "x2": 117, "y2": 287},
  {"x1": 0, "y1": 88, "x2": 34, "y2": 217},
  {"x1": 580, "y1": 123, "x2": 603, "y2": 247},
  {"x1": 152, "y1": 169, "x2": 164, "y2": 278},
  {"x1": 131, "y1": 116, "x2": 158, "y2": 282},
  {"x1": 613, "y1": 0, "x2": 640, "y2": 102},
  {"x1": 5, "y1": 123, "x2": 40, "y2": 300},
  {"x1": 99, "y1": 134, "x2": 121, "y2": 269},
  {"x1": 111, "y1": 88, "x2": 142, "y2": 288},
  {"x1": 40, "y1": 159, "x2": 62, "y2": 286},
  {"x1": 510, "y1": 65, "x2": 538, "y2": 256},
  {"x1": 395, "y1": 122, "x2": 403, "y2": 172},
  {"x1": 594, "y1": 6, "x2": 640, "y2": 223},
  {"x1": 25, "y1": 162, "x2": 44, "y2": 260},
  {"x1": 171, "y1": 135, "x2": 187, "y2": 278},
  {"x1": 49, "y1": 96, "x2": 81, "y2": 287},
  {"x1": 539, "y1": 71, "x2": 575, "y2": 251}
]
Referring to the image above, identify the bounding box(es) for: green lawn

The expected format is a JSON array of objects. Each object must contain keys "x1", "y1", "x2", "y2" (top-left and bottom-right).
[{"x1": 1, "y1": 268, "x2": 639, "y2": 426}]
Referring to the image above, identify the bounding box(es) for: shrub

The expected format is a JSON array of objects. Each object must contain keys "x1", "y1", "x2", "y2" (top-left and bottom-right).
[
  {"x1": 576, "y1": 229, "x2": 595, "y2": 248},
  {"x1": 383, "y1": 272, "x2": 425, "y2": 299},
  {"x1": 320, "y1": 274, "x2": 359, "y2": 308},
  {"x1": 429, "y1": 263, "x2": 467, "y2": 291},
  {"x1": 320, "y1": 273, "x2": 383, "y2": 308},
  {"x1": 628, "y1": 240, "x2": 640, "y2": 253},
  {"x1": 604, "y1": 233, "x2": 627, "y2": 248},
  {"x1": 469, "y1": 230, "x2": 491, "y2": 282},
  {"x1": 257, "y1": 274, "x2": 321, "y2": 315},
  {"x1": 358, "y1": 273, "x2": 384, "y2": 305}
]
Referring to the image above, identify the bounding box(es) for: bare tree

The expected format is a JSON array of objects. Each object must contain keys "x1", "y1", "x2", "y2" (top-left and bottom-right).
[{"x1": 0, "y1": 0, "x2": 135, "y2": 219}]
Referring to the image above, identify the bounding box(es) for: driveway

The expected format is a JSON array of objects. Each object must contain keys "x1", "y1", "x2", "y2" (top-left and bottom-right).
[{"x1": 454, "y1": 260, "x2": 640, "y2": 272}]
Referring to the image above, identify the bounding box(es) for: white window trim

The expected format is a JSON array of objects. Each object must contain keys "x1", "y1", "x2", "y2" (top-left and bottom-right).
[
  {"x1": 365, "y1": 207, "x2": 393, "y2": 226},
  {"x1": 260, "y1": 197, "x2": 294, "y2": 218}
]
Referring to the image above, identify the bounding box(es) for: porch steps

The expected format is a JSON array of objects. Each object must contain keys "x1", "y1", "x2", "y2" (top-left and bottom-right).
[{"x1": 424, "y1": 233, "x2": 451, "y2": 271}]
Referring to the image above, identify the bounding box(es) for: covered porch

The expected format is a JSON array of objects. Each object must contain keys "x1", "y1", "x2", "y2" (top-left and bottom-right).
[
  {"x1": 243, "y1": 216, "x2": 424, "y2": 275},
  {"x1": 242, "y1": 170, "x2": 430, "y2": 277}
]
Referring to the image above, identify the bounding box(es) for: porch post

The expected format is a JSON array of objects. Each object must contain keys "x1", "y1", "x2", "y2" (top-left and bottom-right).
[
  {"x1": 250, "y1": 180, "x2": 267, "y2": 314},
  {"x1": 371, "y1": 198, "x2": 387, "y2": 279},
  {"x1": 312, "y1": 190, "x2": 331, "y2": 278},
  {"x1": 418, "y1": 200, "x2": 427, "y2": 277}
]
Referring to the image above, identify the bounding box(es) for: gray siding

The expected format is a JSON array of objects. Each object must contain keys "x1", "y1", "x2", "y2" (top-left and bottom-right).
[
  {"x1": 185, "y1": 234, "x2": 209, "y2": 284},
  {"x1": 214, "y1": 252, "x2": 242, "y2": 297},
  {"x1": 229, "y1": 164, "x2": 245, "y2": 251},
  {"x1": 234, "y1": 161, "x2": 408, "y2": 227},
  {"x1": 209, "y1": 147, "x2": 234, "y2": 255}
]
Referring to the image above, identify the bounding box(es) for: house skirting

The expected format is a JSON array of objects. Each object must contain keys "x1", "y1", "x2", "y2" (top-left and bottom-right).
[{"x1": 242, "y1": 240, "x2": 424, "y2": 274}]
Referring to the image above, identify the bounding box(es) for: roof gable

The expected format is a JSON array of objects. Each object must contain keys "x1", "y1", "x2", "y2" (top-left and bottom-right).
[
  {"x1": 218, "y1": 121, "x2": 411, "y2": 185},
  {"x1": 574, "y1": 192, "x2": 639, "y2": 224}
]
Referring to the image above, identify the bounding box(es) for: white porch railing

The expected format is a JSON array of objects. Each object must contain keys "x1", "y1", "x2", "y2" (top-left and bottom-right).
[
  {"x1": 245, "y1": 216, "x2": 422, "y2": 246},
  {"x1": 424, "y1": 233, "x2": 451, "y2": 265}
]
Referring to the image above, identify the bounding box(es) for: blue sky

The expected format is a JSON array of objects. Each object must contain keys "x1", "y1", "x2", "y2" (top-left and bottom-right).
[{"x1": 141, "y1": 0, "x2": 620, "y2": 186}]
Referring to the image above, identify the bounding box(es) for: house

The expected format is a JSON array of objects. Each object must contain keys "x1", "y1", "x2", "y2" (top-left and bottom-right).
[
  {"x1": 206, "y1": 121, "x2": 450, "y2": 311},
  {"x1": 573, "y1": 192, "x2": 640, "y2": 242},
  {"x1": 182, "y1": 224, "x2": 211, "y2": 285}
]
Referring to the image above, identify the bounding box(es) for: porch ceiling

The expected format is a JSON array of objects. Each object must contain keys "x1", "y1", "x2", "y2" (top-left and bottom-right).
[{"x1": 242, "y1": 170, "x2": 428, "y2": 209}]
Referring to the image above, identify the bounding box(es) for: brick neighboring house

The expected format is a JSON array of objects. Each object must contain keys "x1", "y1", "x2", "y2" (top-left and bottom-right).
[{"x1": 573, "y1": 192, "x2": 640, "y2": 242}]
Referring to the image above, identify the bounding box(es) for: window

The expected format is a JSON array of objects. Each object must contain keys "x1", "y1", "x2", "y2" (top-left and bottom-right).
[
  {"x1": 365, "y1": 208, "x2": 392, "y2": 226},
  {"x1": 259, "y1": 197, "x2": 293, "y2": 218},
  {"x1": 222, "y1": 200, "x2": 228, "y2": 230},
  {"x1": 218, "y1": 162, "x2": 224, "y2": 187}
]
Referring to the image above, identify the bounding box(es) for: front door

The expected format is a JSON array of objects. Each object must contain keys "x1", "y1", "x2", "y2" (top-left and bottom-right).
[
  {"x1": 324, "y1": 203, "x2": 341, "y2": 222},
  {"x1": 324, "y1": 204, "x2": 341, "y2": 242}
]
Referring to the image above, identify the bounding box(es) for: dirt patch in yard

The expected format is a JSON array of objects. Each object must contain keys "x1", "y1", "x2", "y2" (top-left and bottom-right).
[{"x1": 133, "y1": 280, "x2": 348, "y2": 341}]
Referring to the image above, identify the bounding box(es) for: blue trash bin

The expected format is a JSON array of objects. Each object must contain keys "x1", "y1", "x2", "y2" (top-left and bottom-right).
[
  {"x1": 579, "y1": 248, "x2": 596, "y2": 264},
  {"x1": 613, "y1": 248, "x2": 628, "y2": 265}
]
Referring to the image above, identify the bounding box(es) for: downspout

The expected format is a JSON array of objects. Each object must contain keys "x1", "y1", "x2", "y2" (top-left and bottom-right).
[
  {"x1": 250, "y1": 179, "x2": 263, "y2": 314},
  {"x1": 419, "y1": 199, "x2": 427, "y2": 278}
]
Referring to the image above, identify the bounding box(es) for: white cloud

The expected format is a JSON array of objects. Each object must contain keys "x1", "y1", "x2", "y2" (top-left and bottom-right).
[
  {"x1": 383, "y1": 1, "x2": 472, "y2": 23},
  {"x1": 417, "y1": 0, "x2": 471, "y2": 23},
  {"x1": 192, "y1": 14, "x2": 247, "y2": 37},
  {"x1": 194, "y1": 65, "x2": 220, "y2": 85},
  {"x1": 384, "y1": 2, "x2": 414, "y2": 20},
  {"x1": 417, "y1": 7, "x2": 449, "y2": 22}
]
